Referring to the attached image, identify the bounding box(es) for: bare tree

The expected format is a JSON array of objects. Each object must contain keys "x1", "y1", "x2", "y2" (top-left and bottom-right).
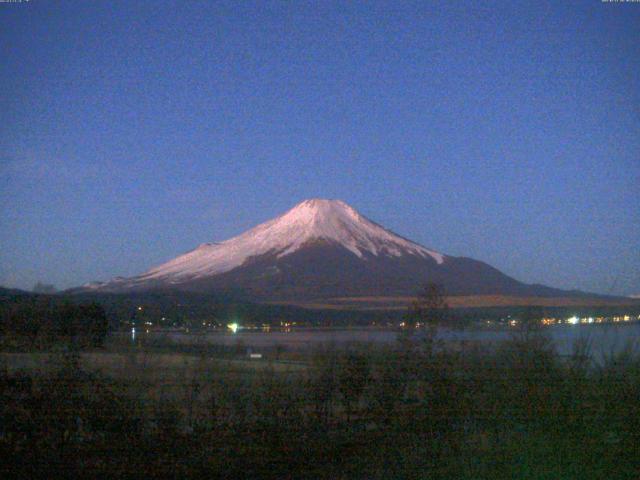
[{"x1": 406, "y1": 282, "x2": 449, "y2": 332}]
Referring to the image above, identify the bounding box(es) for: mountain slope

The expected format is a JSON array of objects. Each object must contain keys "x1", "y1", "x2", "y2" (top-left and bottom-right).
[
  {"x1": 80, "y1": 199, "x2": 589, "y2": 302},
  {"x1": 144, "y1": 198, "x2": 443, "y2": 281}
]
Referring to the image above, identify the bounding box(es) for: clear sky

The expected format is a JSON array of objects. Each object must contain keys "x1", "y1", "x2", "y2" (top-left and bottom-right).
[{"x1": 1, "y1": 1, "x2": 639, "y2": 296}]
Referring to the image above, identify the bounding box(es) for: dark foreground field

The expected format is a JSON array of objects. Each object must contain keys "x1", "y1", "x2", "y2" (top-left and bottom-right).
[{"x1": 2, "y1": 331, "x2": 639, "y2": 479}]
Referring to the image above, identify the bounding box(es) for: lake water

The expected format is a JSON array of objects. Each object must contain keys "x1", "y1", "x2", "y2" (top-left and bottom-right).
[{"x1": 148, "y1": 323, "x2": 640, "y2": 360}]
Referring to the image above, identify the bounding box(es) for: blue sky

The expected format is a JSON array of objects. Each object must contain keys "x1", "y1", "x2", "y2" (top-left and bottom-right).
[{"x1": 1, "y1": 1, "x2": 639, "y2": 295}]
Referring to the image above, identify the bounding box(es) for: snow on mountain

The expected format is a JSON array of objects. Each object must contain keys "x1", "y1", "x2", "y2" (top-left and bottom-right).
[
  {"x1": 74, "y1": 198, "x2": 614, "y2": 302},
  {"x1": 136, "y1": 199, "x2": 445, "y2": 283}
]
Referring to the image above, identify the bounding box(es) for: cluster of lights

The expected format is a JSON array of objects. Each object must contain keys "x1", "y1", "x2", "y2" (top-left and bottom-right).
[
  {"x1": 503, "y1": 313, "x2": 638, "y2": 327},
  {"x1": 129, "y1": 310, "x2": 639, "y2": 334},
  {"x1": 612, "y1": 315, "x2": 633, "y2": 322}
]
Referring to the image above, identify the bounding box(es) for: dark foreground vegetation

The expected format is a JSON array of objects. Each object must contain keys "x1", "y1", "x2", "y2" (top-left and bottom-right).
[
  {"x1": 0, "y1": 295, "x2": 110, "y2": 350},
  {"x1": 2, "y1": 326, "x2": 639, "y2": 479}
]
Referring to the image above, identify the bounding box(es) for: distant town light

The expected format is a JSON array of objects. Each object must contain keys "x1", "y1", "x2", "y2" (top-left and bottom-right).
[
  {"x1": 227, "y1": 322, "x2": 239, "y2": 333},
  {"x1": 567, "y1": 316, "x2": 579, "y2": 325}
]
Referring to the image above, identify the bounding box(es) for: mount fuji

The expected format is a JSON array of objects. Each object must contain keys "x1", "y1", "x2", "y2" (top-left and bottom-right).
[{"x1": 79, "y1": 199, "x2": 585, "y2": 304}]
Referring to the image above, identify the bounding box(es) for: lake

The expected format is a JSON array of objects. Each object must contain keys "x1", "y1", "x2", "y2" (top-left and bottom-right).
[{"x1": 143, "y1": 323, "x2": 640, "y2": 360}]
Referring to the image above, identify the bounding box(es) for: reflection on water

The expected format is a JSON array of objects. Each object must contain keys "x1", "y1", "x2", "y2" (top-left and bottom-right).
[{"x1": 143, "y1": 323, "x2": 640, "y2": 359}]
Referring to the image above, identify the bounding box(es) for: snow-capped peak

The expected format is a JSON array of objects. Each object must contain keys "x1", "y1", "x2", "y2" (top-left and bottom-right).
[{"x1": 136, "y1": 199, "x2": 445, "y2": 282}]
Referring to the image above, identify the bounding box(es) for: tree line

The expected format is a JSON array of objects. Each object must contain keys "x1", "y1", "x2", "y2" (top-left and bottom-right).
[{"x1": 0, "y1": 296, "x2": 109, "y2": 349}]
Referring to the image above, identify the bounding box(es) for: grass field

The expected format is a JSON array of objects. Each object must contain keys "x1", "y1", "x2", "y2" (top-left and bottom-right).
[{"x1": 0, "y1": 350, "x2": 306, "y2": 375}]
